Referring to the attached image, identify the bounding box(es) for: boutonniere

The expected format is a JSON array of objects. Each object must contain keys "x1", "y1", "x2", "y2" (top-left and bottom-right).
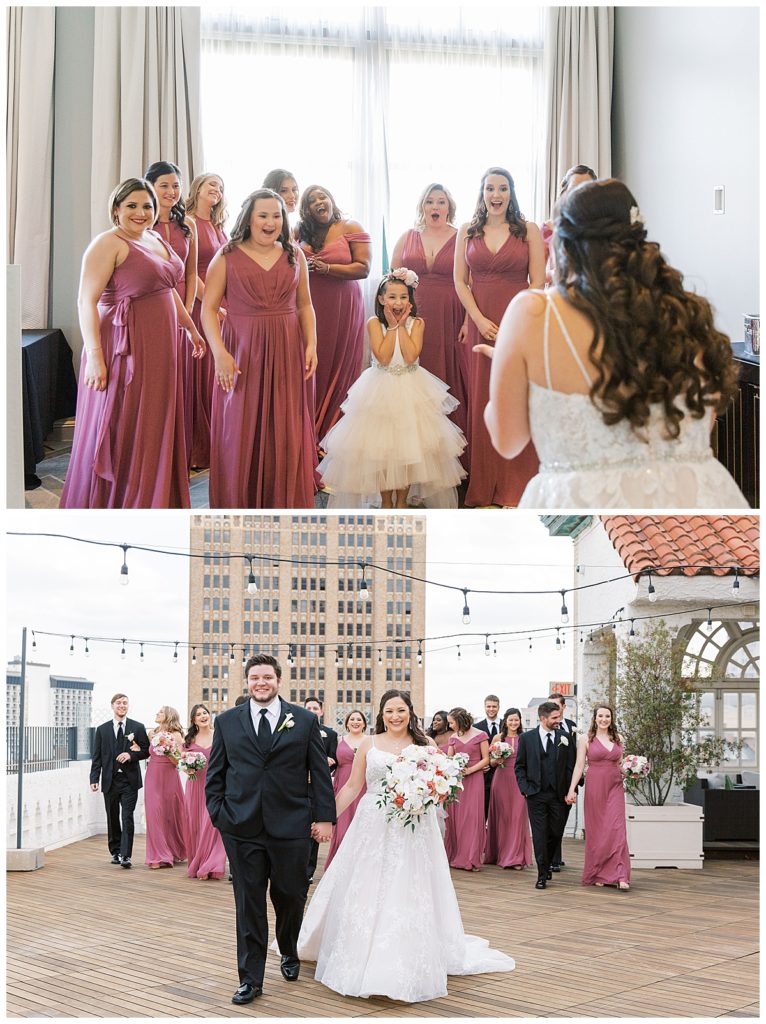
[
  {"x1": 127, "y1": 733, "x2": 135, "y2": 742},
  {"x1": 559, "y1": 735, "x2": 569, "y2": 747},
  {"x1": 320, "y1": 730, "x2": 327, "y2": 738},
  {"x1": 571, "y1": 727, "x2": 577, "y2": 735},
  {"x1": 277, "y1": 713, "x2": 295, "y2": 733}
]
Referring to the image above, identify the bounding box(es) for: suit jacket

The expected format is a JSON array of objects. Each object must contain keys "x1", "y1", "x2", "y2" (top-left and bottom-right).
[
  {"x1": 514, "y1": 727, "x2": 575, "y2": 800},
  {"x1": 474, "y1": 718, "x2": 501, "y2": 742},
  {"x1": 205, "y1": 698, "x2": 336, "y2": 840},
  {"x1": 90, "y1": 718, "x2": 150, "y2": 793},
  {"x1": 319, "y1": 724, "x2": 339, "y2": 772}
]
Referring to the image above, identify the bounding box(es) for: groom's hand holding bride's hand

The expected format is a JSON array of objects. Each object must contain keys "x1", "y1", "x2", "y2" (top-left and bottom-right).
[
  {"x1": 565, "y1": 791, "x2": 577, "y2": 805},
  {"x1": 311, "y1": 822, "x2": 333, "y2": 843}
]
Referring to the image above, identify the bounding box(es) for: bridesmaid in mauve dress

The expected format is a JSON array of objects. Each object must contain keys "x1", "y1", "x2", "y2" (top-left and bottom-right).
[
  {"x1": 324, "y1": 710, "x2": 368, "y2": 870},
  {"x1": 392, "y1": 184, "x2": 469, "y2": 467},
  {"x1": 144, "y1": 707, "x2": 187, "y2": 869},
  {"x1": 455, "y1": 167, "x2": 545, "y2": 507},
  {"x1": 540, "y1": 164, "x2": 596, "y2": 285},
  {"x1": 296, "y1": 185, "x2": 371, "y2": 443},
  {"x1": 185, "y1": 173, "x2": 228, "y2": 469},
  {"x1": 444, "y1": 709, "x2": 490, "y2": 871},
  {"x1": 484, "y1": 709, "x2": 533, "y2": 869},
  {"x1": 183, "y1": 704, "x2": 226, "y2": 880},
  {"x1": 60, "y1": 178, "x2": 204, "y2": 509},
  {"x1": 567, "y1": 705, "x2": 631, "y2": 890},
  {"x1": 202, "y1": 189, "x2": 317, "y2": 509}
]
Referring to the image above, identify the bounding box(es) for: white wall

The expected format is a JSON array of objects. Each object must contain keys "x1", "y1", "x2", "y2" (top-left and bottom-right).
[{"x1": 612, "y1": 7, "x2": 759, "y2": 340}]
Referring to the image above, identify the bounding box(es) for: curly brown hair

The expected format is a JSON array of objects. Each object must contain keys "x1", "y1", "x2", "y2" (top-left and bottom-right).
[
  {"x1": 223, "y1": 189, "x2": 296, "y2": 265},
  {"x1": 552, "y1": 178, "x2": 737, "y2": 438},
  {"x1": 467, "y1": 167, "x2": 527, "y2": 241},
  {"x1": 587, "y1": 704, "x2": 621, "y2": 745},
  {"x1": 448, "y1": 707, "x2": 474, "y2": 734},
  {"x1": 374, "y1": 689, "x2": 429, "y2": 745},
  {"x1": 296, "y1": 184, "x2": 343, "y2": 253}
]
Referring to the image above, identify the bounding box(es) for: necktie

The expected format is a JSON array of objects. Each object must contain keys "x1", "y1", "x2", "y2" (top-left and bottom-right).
[
  {"x1": 117, "y1": 722, "x2": 124, "y2": 745},
  {"x1": 489, "y1": 723, "x2": 497, "y2": 739},
  {"x1": 546, "y1": 732, "x2": 553, "y2": 755},
  {"x1": 258, "y1": 708, "x2": 272, "y2": 747}
]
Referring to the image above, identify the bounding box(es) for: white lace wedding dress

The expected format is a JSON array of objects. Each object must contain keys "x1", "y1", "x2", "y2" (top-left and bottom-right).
[
  {"x1": 296, "y1": 740, "x2": 515, "y2": 1001},
  {"x1": 518, "y1": 293, "x2": 749, "y2": 509}
]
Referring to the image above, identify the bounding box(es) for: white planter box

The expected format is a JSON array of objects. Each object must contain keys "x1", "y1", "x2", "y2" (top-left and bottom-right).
[{"x1": 625, "y1": 802, "x2": 704, "y2": 869}]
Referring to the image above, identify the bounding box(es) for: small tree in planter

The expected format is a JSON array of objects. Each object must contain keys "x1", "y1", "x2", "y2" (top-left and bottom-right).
[{"x1": 614, "y1": 619, "x2": 729, "y2": 806}]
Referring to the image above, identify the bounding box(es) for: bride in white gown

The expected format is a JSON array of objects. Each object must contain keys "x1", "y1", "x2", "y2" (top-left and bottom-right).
[
  {"x1": 479, "y1": 178, "x2": 748, "y2": 510},
  {"x1": 296, "y1": 690, "x2": 515, "y2": 1002}
]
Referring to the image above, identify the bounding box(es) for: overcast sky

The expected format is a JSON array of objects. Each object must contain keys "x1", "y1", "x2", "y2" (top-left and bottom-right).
[{"x1": 6, "y1": 511, "x2": 579, "y2": 727}]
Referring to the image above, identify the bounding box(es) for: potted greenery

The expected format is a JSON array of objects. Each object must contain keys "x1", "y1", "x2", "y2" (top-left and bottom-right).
[{"x1": 610, "y1": 619, "x2": 729, "y2": 868}]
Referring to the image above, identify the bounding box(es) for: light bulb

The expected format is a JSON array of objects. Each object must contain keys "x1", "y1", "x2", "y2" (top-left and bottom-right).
[
  {"x1": 647, "y1": 576, "x2": 657, "y2": 602},
  {"x1": 247, "y1": 579, "x2": 258, "y2": 595},
  {"x1": 359, "y1": 582, "x2": 370, "y2": 602},
  {"x1": 560, "y1": 592, "x2": 569, "y2": 624},
  {"x1": 462, "y1": 610, "x2": 471, "y2": 625},
  {"x1": 120, "y1": 564, "x2": 129, "y2": 585},
  {"x1": 731, "y1": 574, "x2": 740, "y2": 596},
  {"x1": 120, "y1": 644, "x2": 126, "y2": 660},
  {"x1": 191, "y1": 648, "x2": 197, "y2": 666}
]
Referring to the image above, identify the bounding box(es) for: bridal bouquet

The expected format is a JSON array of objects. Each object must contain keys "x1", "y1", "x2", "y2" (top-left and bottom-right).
[
  {"x1": 377, "y1": 745, "x2": 468, "y2": 831},
  {"x1": 151, "y1": 731, "x2": 180, "y2": 760},
  {"x1": 621, "y1": 753, "x2": 650, "y2": 783},
  {"x1": 489, "y1": 740, "x2": 513, "y2": 767},
  {"x1": 177, "y1": 750, "x2": 207, "y2": 780}
]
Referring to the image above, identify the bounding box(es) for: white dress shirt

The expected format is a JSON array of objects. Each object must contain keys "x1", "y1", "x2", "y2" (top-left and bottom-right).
[
  {"x1": 485, "y1": 718, "x2": 499, "y2": 738},
  {"x1": 538, "y1": 724, "x2": 556, "y2": 748},
  {"x1": 113, "y1": 718, "x2": 127, "y2": 738},
  {"x1": 250, "y1": 694, "x2": 282, "y2": 734}
]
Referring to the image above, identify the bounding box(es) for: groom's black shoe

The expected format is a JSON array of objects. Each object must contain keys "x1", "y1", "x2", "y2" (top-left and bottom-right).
[
  {"x1": 110, "y1": 853, "x2": 122, "y2": 864},
  {"x1": 550, "y1": 864, "x2": 561, "y2": 872},
  {"x1": 280, "y1": 956, "x2": 300, "y2": 981},
  {"x1": 546, "y1": 870, "x2": 553, "y2": 880},
  {"x1": 231, "y1": 983, "x2": 262, "y2": 1004},
  {"x1": 121, "y1": 857, "x2": 132, "y2": 869},
  {"x1": 535, "y1": 876, "x2": 547, "y2": 890}
]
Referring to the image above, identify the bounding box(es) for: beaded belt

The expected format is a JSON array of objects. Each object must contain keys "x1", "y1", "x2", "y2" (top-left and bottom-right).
[
  {"x1": 539, "y1": 450, "x2": 713, "y2": 474},
  {"x1": 374, "y1": 361, "x2": 418, "y2": 376}
]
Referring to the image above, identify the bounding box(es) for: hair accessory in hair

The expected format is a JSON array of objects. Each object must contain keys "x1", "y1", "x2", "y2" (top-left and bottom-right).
[
  {"x1": 629, "y1": 205, "x2": 645, "y2": 227},
  {"x1": 387, "y1": 267, "x2": 419, "y2": 289}
]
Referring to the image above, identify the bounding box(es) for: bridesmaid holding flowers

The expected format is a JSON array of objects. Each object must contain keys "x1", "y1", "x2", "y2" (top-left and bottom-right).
[
  {"x1": 144, "y1": 707, "x2": 187, "y2": 869},
  {"x1": 485, "y1": 708, "x2": 532, "y2": 869},
  {"x1": 183, "y1": 704, "x2": 226, "y2": 880},
  {"x1": 444, "y1": 708, "x2": 490, "y2": 871},
  {"x1": 324, "y1": 710, "x2": 368, "y2": 870}
]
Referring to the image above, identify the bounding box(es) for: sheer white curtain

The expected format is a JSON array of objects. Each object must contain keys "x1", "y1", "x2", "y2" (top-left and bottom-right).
[
  {"x1": 200, "y1": 7, "x2": 545, "y2": 306},
  {"x1": 543, "y1": 6, "x2": 614, "y2": 216},
  {"x1": 91, "y1": 7, "x2": 204, "y2": 234},
  {"x1": 6, "y1": 7, "x2": 55, "y2": 328}
]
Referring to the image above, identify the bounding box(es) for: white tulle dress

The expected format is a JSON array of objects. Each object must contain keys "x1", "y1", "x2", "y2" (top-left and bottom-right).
[
  {"x1": 519, "y1": 292, "x2": 749, "y2": 509},
  {"x1": 317, "y1": 319, "x2": 467, "y2": 508},
  {"x1": 295, "y1": 739, "x2": 515, "y2": 1002}
]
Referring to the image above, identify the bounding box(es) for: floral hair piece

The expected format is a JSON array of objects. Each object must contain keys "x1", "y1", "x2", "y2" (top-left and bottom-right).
[
  {"x1": 386, "y1": 267, "x2": 419, "y2": 289},
  {"x1": 629, "y1": 205, "x2": 645, "y2": 227}
]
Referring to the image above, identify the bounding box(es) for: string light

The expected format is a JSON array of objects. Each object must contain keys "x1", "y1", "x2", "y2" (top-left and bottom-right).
[
  {"x1": 705, "y1": 608, "x2": 713, "y2": 633},
  {"x1": 629, "y1": 619, "x2": 636, "y2": 638},
  {"x1": 191, "y1": 647, "x2": 197, "y2": 666},
  {"x1": 241, "y1": 648, "x2": 248, "y2": 667},
  {"x1": 484, "y1": 634, "x2": 491, "y2": 657},
  {"x1": 346, "y1": 644, "x2": 354, "y2": 666},
  {"x1": 731, "y1": 569, "x2": 740, "y2": 596},
  {"x1": 528, "y1": 637, "x2": 533, "y2": 651},
  {"x1": 335, "y1": 649, "x2": 341, "y2": 667},
  {"x1": 139, "y1": 642, "x2": 145, "y2": 664},
  {"x1": 416, "y1": 640, "x2": 423, "y2": 667},
  {"x1": 461, "y1": 589, "x2": 471, "y2": 625},
  {"x1": 84, "y1": 638, "x2": 90, "y2": 658},
  {"x1": 69, "y1": 635, "x2": 74, "y2": 656},
  {"x1": 456, "y1": 644, "x2": 461, "y2": 660},
  {"x1": 646, "y1": 573, "x2": 657, "y2": 602},
  {"x1": 555, "y1": 629, "x2": 562, "y2": 652},
  {"x1": 358, "y1": 563, "x2": 371, "y2": 603},
  {"x1": 377, "y1": 649, "x2": 383, "y2": 665},
  {"x1": 173, "y1": 642, "x2": 179, "y2": 664},
  {"x1": 287, "y1": 644, "x2": 295, "y2": 666},
  {"x1": 560, "y1": 590, "x2": 569, "y2": 624},
  {"x1": 31, "y1": 631, "x2": 37, "y2": 650},
  {"x1": 493, "y1": 641, "x2": 498, "y2": 657},
  {"x1": 246, "y1": 557, "x2": 258, "y2": 595},
  {"x1": 229, "y1": 644, "x2": 235, "y2": 664},
  {"x1": 120, "y1": 544, "x2": 129, "y2": 586}
]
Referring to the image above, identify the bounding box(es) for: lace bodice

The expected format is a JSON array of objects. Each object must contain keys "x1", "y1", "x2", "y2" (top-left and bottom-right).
[
  {"x1": 365, "y1": 744, "x2": 398, "y2": 793},
  {"x1": 372, "y1": 318, "x2": 419, "y2": 374}
]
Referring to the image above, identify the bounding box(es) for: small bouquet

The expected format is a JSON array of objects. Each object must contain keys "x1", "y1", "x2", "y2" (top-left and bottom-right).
[
  {"x1": 151, "y1": 730, "x2": 180, "y2": 760},
  {"x1": 489, "y1": 740, "x2": 513, "y2": 767},
  {"x1": 621, "y1": 753, "x2": 650, "y2": 784},
  {"x1": 377, "y1": 745, "x2": 467, "y2": 831},
  {"x1": 177, "y1": 750, "x2": 207, "y2": 780}
]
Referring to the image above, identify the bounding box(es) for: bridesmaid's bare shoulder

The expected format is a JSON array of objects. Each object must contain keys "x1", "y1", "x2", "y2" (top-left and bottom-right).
[
  {"x1": 340, "y1": 219, "x2": 366, "y2": 235},
  {"x1": 87, "y1": 229, "x2": 130, "y2": 261}
]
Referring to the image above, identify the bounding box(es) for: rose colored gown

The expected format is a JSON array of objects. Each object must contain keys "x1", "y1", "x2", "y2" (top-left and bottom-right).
[
  {"x1": 183, "y1": 742, "x2": 226, "y2": 879},
  {"x1": 208, "y1": 247, "x2": 315, "y2": 509},
  {"x1": 463, "y1": 233, "x2": 539, "y2": 507},
  {"x1": 484, "y1": 741, "x2": 533, "y2": 868},
  {"x1": 188, "y1": 217, "x2": 227, "y2": 469},
  {"x1": 444, "y1": 732, "x2": 488, "y2": 870},
  {"x1": 582, "y1": 738, "x2": 631, "y2": 886},
  {"x1": 398, "y1": 230, "x2": 469, "y2": 466},
  {"x1": 324, "y1": 738, "x2": 366, "y2": 870},
  {"x1": 60, "y1": 237, "x2": 190, "y2": 509},
  {"x1": 300, "y1": 232, "x2": 370, "y2": 441},
  {"x1": 144, "y1": 746, "x2": 186, "y2": 866}
]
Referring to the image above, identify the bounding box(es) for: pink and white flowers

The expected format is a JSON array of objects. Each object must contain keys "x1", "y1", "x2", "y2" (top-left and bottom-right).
[
  {"x1": 621, "y1": 753, "x2": 650, "y2": 781},
  {"x1": 377, "y1": 745, "x2": 467, "y2": 830},
  {"x1": 388, "y1": 266, "x2": 419, "y2": 290},
  {"x1": 151, "y1": 731, "x2": 180, "y2": 759},
  {"x1": 177, "y1": 750, "x2": 207, "y2": 780},
  {"x1": 489, "y1": 740, "x2": 513, "y2": 767}
]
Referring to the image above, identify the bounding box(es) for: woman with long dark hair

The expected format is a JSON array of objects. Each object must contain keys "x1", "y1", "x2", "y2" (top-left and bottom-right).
[
  {"x1": 294, "y1": 689, "x2": 514, "y2": 1000},
  {"x1": 566, "y1": 705, "x2": 631, "y2": 890},
  {"x1": 145, "y1": 161, "x2": 198, "y2": 316},
  {"x1": 426, "y1": 709, "x2": 452, "y2": 750},
  {"x1": 485, "y1": 708, "x2": 532, "y2": 869},
  {"x1": 202, "y1": 188, "x2": 318, "y2": 508},
  {"x1": 479, "y1": 178, "x2": 747, "y2": 508},
  {"x1": 444, "y1": 708, "x2": 490, "y2": 870},
  {"x1": 183, "y1": 703, "x2": 226, "y2": 880},
  {"x1": 454, "y1": 167, "x2": 545, "y2": 507}
]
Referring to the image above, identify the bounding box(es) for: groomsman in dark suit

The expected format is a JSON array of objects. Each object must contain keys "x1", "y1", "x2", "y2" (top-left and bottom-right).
[
  {"x1": 514, "y1": 700, "x2": 575, "y2": 889},
  {"x1": 304, "y1": 696, "x2": 338, "y2": 883},
  {"x1": 474, "y1": 694, "x2": 501, "y2": 817},
  {"x1": 548, "y1": 692, "x2": 579, "y2": 871},
  {"x1": 206, "y1": 655, "x2": 336, "y2": 1004},
  {"x1": 89, "y1": 693, "x2": 150, "y2": 868}
]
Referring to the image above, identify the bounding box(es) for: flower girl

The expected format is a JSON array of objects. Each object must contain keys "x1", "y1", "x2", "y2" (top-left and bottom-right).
[{"x1": 317, "y1": 268, "x2": 466, "y2": 508}]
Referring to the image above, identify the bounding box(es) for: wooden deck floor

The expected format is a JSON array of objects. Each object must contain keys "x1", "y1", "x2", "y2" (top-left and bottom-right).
[{"x1": 6, "y1": 836, "x2": 758, "y2": 1018}]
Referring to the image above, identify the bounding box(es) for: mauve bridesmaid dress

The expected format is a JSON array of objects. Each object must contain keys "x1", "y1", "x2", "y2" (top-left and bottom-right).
[
  {"x1": 183, "y1": 742, "x2": 227, "y2": 879},
  {"x1": 398, "y1": 229, "x2": 469, "y2": 467},
  {"x1": 484, "y1": 740, "x2": 533, "y2": 868},
  {"x1": 463, "y1": 233, "x2": 539, "y2": 507},
  {"x1": 144, "y1": 745, "x2": 186, "y2": 866},
  {"x1": 208, "y1": 246, "x2": 315, "y2": 509},
  {"x1": 155, "y1": 220, "x2": 194, "y2": 466},
  {"x1": 60, "y1": 238, "x2": 189, "y2": 508},
  {"x1": 324, "y1": 738, "x2": 366, "y2": 871},
  {"x1": 444, "y1": 732, "x2": 488, "y2": 870},
  {"x1": 300, "y1": 232, "x2": 370, "y2": 441},
  {"x1": 582, "y1": 738, "x2": 631, "y2": 886}
]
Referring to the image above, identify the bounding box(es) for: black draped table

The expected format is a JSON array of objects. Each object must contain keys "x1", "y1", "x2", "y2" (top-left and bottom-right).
[{"x1": 22, "y1": 329, "x2": 78, "y2": 489}]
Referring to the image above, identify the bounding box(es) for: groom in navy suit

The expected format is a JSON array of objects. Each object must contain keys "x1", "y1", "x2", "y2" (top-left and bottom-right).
[{"x1": 206, "y1": 654, "x2": 336, "y2": 1004}]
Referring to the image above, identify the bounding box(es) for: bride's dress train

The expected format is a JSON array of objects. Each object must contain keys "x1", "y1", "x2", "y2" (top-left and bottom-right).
[{"x1": 295, "y1": 741, "x2": 514, "y2": 1001}]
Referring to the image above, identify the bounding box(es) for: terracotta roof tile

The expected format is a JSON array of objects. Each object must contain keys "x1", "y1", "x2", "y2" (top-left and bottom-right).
[{"x1": 600, "y1": 516, "x2": 760, "y2": 578}]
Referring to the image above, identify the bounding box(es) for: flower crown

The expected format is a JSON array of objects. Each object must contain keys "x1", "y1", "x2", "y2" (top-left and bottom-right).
[{"x1": 385, "y1": 267, "x2": 419, "y2": 290}]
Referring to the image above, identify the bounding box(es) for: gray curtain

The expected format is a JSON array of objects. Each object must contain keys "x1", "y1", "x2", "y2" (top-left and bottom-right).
[
  {"x1": 6, "y1": 7, "x2": 56, "y2": 328},
  {"x1": 543, "y1": 7, "x2": 614, "y2": 215},
  {"x1": 90, "y1": 7, "x2": 204, "y2": 234}
]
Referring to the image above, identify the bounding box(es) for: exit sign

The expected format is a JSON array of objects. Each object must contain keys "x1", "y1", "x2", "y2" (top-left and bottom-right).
[{"x1": 550, "y1": 682, "x2": 574, "y2": 696}]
